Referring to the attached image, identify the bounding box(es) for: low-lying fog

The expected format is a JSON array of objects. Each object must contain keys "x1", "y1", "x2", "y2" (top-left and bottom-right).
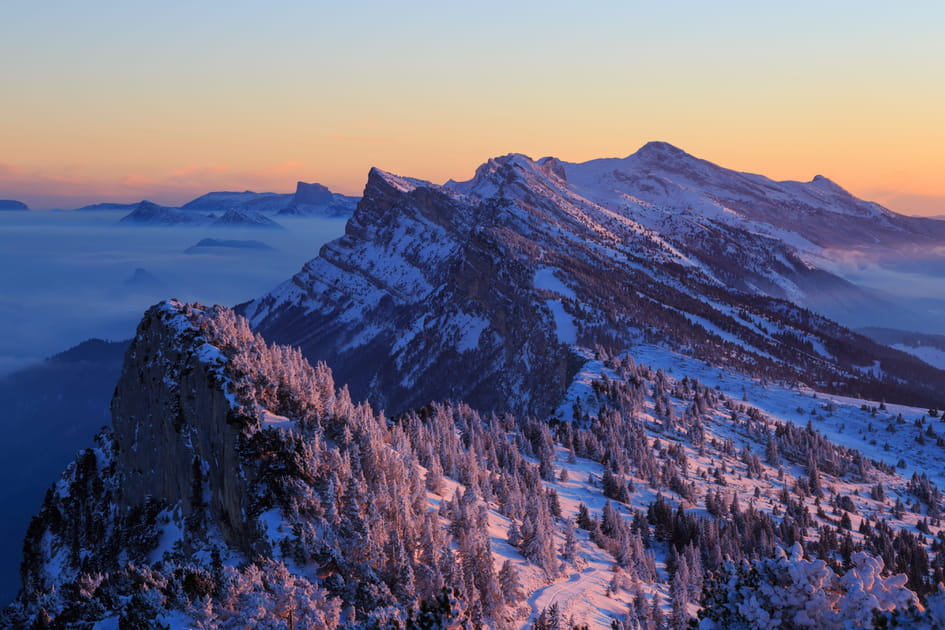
[
  {"x1": 0, "y1": 210, "x2": 348, "y2": 604},
  {"x1": 806, "y1": 247, "x2": 945, "y2": 336},
  {"x1": 0, "y1": 210, "x2": 347, "y2": 375}
]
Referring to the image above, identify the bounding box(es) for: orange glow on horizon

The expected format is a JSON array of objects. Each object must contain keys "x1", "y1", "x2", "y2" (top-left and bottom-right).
[
  {"x1": 3, "y1": 141, "x2": 944, "y2": 218},
  {"x1": 1, "y1": 4, "x2": 942, "y2": 216}
]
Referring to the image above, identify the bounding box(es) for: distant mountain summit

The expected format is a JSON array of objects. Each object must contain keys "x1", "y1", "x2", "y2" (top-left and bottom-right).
[
  {"x1": 118, "y1": 200, "x2": 284, "y2": 228},
  {"x1": 177, "y1": 181, "x2": 358, "y2": 217},
  {"x1": 123, "y1": 267, "x2": 163, "y2": 289},
  {"x1": 114, "y1": 182, "x2": 356, "y2": 226},
  {"x1": 0, "y1": 199, "x2": 29, "y2": 211},
  {"x1": 277, "y1": 181, "x2": 358, "y2": 217},
  {"x1": 293, "y1": 181, "x2": 333, "y2": 205},
  {"x1": 180, "y1": 190, "x2": 284, "y2": 213},
  {"x1": 118, "y1": 200, "x2": 205, "y2": 225},
  {"x1": 211, "y1": 208, "x2": 284, "y2": 229},
  {"x1": 562, "y1": 141, "x2": 944, "y2": 252}
]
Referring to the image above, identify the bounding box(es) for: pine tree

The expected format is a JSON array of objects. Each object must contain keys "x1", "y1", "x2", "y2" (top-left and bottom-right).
[
  {"x1": 498, "y1": 559, "x2": 524, "y2": 605},
  {"x1": 669, "y1": 554, "x2": 690, "y2": 629},
  {"x1": 561, "y1": 518, "x2": 579, "y2": 565}
]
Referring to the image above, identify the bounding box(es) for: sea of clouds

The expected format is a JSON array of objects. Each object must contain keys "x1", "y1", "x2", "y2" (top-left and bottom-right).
[{"x1": 0, "y1": 210, "x2": 347, "y2": 375}]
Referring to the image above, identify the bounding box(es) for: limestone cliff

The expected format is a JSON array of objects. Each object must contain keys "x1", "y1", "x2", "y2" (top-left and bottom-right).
[
  {"x1": 111, "y1": 301, "x2": 254, "y2": 551},
  {"x1": 13, "y1": 301, "x2": 276, "y2": 608}
]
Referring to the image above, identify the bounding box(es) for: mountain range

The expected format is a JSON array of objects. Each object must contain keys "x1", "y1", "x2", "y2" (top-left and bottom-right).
[
  {"x1": 65, "y1": 181, "x2": 359, "y2": 225},
  {"x1": 243, "y1": 142, "x2": 945, "y2": 418},
  {"x1": 5, "y1": 143, "x2": 945, "y2": 629}
]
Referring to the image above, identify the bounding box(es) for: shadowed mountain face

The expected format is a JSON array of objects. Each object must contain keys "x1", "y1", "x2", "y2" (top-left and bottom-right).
[
  {"x1": 0, "y1": 200, "x2": 29, "y2": 211},
  {"x1": 114, "y1": 182, "x2": 358, "y2": 226},
  {"x1": 243, "y1": 146, "x2": 945, "y2": 417},
  {"x1": 0, "y1": 339, "x2": 128, "y2": 604},
  {"x1": 118, "y1": 201, "x2": 284, "y2": 228},
  {"x1": 179, "y1": 182, "x2": 359, "y2": 218}
]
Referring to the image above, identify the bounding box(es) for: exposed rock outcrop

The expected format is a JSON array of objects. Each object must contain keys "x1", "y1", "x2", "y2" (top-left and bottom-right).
[
  {"x1": 110, "y1": 301, "x2": 254, "y2": 550},
  {"x1": 277, "y1": 181, "x2": 359, "y2": 217}
]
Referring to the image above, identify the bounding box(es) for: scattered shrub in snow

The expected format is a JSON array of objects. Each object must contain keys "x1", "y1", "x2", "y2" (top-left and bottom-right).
[
  {"x1": 873, "y1": 586, "x2": 945, "y2": 628},
  {"x1": 697, "y1": 544, "x2": 917, "y2": 629}
]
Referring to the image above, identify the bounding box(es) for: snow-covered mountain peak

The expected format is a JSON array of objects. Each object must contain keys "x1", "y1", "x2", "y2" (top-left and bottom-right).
[
  {"x1": 446, "y1": 152, "x2": 568, "y2": 201},
  {"x1": 366, "y1": 166, "x2": 431, "y2": 196},
  {"x1": 559, "y1": 143, "x2": 944, "y2": 253},
  {"x1": 245, "y1": 151, "x2": 945, "y2": 420},
  {"x1": 631, "y1": 140, "x2": 696, "y2": 162}
]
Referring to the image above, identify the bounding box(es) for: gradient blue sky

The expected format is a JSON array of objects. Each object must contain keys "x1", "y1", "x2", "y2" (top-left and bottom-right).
[{"x1": 2, "y1": 1, "x2": 943, "y2": 214}]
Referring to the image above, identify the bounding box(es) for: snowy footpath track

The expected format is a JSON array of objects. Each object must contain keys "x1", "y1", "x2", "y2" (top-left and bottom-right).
[{"x1": 527, "y1": 562, "x2": 629, "y2": 630}]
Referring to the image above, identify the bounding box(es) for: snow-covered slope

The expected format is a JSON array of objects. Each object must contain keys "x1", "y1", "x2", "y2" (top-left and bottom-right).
[
  {"x1": 562, "y1": 141, "x2": 945, "y2": 255},
  {"x1": 244, "y1": 153, "x2": 945, "y2": 418},
  {"x1": 7, "y1": 301, "x2": 945, "y2": 629},
  {"x1": 860, "y1": 327, "x2": 945, "y2": 371}
]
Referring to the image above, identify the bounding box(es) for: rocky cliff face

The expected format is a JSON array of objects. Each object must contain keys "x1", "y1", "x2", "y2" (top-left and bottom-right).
[
  {"x1": 293, "y1": 181, "x2": 334, "y2": 205},
  {"x1": 6, "y1": 300, "x2": 360, "y2": 627},
  {"x1": 245, "y1": 166, "x2": 575, "y2": 418},
  {"x1": 5, "y1": 299, "x2": 507, "y2": 628},
  {"x1": 13, "y1": 302, "x2": 260, "y2": 604},
  {"x1": 110, "y1": 301, "x2": 255, "y2": 551},
  {"x1": 278, "y1": 181, "x2": 359, "y2": 217}
]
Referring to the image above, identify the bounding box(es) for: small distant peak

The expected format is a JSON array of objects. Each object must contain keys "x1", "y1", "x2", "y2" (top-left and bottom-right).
[
  {"x1": 634, "y1": 141, "x2": 690, "y2": 159},
  {"x1": 448, "y1": 153, "x2": 561, "y2": 197},
  {"x1": 129, "y1": 200, "x2": 166, "y2": 214},
  {"x1": 494, "y1": 152, "x2": 536, "y2": 166},
  {"x1": 0, "y1": 199, "x2": 29, "y2": 211},
  {"x1": 366, "y1": 167, "x2": 428, "y2": 195},
  {"x1": 483, "y1": 153, "x2": 554, "y2": 179},
  {"x1": 125, "y1": 267, "x2": 163, "y2": 288},
  {"x1": 808, "y1": 174, "x2": 848, "y2": 194},
  {"x1": 537, "y1": 156, "x2": 567, "y2": 181},
  {"x1": 213, "y1": 208, "x2": 283, "y2": 229},
  {"x1": 293, "y1": 181, "x2": 333, "y2": 205}
]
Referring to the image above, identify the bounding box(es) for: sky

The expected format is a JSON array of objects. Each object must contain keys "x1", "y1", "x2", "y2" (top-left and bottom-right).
[{"x1": 1, "y1": 1, "x2": 944, "y2": 215}]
